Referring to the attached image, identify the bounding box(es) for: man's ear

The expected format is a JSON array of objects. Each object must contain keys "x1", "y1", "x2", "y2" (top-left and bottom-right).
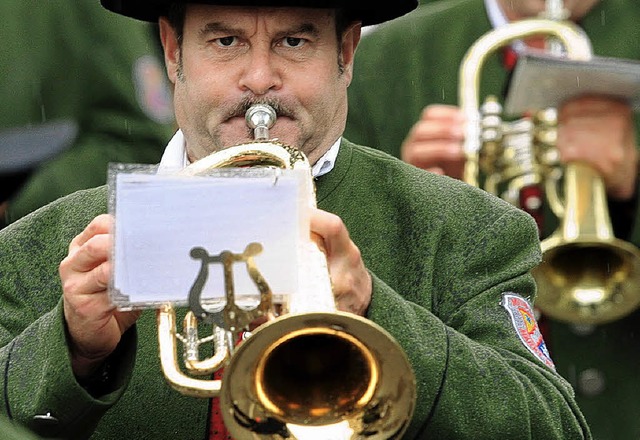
[
  {"x1": 159, "y1": 17, "x2": 180, "y2": 84},
  {"x1": 340, "y1": 23, "x2": 362, "y2": 84}
]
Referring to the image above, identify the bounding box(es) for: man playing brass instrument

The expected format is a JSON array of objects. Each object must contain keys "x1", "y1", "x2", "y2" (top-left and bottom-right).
[
  {"x1": 0, "y1": 0, "x2": 590, "y2": 439},
  {"x1": 345, "y1": 0, "x2": 640, "y2": 438}
]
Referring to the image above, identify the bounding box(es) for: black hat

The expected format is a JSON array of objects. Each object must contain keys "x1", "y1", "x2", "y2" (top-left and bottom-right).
[
  {"x1": 0, "y1": 120, "x2": 78, "y2": 204},
  {"x1": 100, "y1": 0, "x2": 418, "y2": 26},
  {"x1": 0, "y1": 120, "x2": 78, "y2": 175}
]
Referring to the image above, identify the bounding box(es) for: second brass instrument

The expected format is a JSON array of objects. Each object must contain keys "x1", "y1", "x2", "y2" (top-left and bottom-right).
[{"x1": 460, "y1": 14, "x2": 640, "y2": 325}]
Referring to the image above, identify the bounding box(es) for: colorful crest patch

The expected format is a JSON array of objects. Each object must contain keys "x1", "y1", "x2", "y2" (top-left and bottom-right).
[{"x1": 501, "y1": 293, "x2": 555, "y2": 370}]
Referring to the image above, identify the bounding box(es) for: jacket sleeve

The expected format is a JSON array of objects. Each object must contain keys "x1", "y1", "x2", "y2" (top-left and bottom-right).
[
  {"x1": 0, "y1": 189, "x2": 135, "y2": 439},
  {"x1": 0, "y1": 300, "x2": 136, "y2": 439},
  {"x1": 367, "y1": 207, "x2": 591, "y2": 439},
  {"x1": 0, "y1": 413, "x2": 43, "y2": 440}
]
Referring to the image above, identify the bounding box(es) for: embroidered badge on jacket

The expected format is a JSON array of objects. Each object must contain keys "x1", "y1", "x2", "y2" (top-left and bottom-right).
[{"x1": 501, "y1": 293, "x2": 555, "y2": 369}]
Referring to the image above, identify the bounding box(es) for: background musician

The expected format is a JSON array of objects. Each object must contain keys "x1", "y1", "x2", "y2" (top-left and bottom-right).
[
  {"x1": 0, "y1": 0, "x2": 176, "y2": 228},
  {"x1": 0, "y1": 0, "x2": 590, "y2": 439},
  {"x1": 345, "y1": 0, "x2": 640, "y2": 438}
]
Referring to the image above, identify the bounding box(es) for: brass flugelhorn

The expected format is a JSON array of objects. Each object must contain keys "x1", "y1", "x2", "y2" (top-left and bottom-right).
[
  {"x1": 157, "y1": 104, "x2": 416, "y2": 439},
  {"x1": 460, "y1": 12, "x2": 640, "y2": 325},
  {"x1": 460, "y1": 18, "x2": 592, "y2": 187}
]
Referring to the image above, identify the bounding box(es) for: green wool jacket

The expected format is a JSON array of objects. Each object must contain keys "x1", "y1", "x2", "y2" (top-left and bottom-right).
[
  {"x1": 345, "y1": 1, "x2": 640, "y2": 438},
  {"x1": 1, "y1": 0, "x2": 175, "y2": 224},
  {"x1": 0, "y1": 140, "x2": 589, "y2": 439},
  {"x1": 0, "y1": 414, "x2": 41, "y2": 440}
]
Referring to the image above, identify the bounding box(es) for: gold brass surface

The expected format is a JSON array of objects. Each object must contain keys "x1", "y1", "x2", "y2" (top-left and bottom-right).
[
  {"x1": 533, "y1": 163, "x2": 640, "y2": 324},
  {"x1": 221, "y1": 312, "x2": 415, "y2": 439},
  {"x1": 460, "y1": 18, "x2": 592, "y2": 187},
  {"x1": 458, "y1": 12, "x2": 640, "y2": 324},
  {"x1": 155, "y1": 104, "x2": 416, "y2": 438}
]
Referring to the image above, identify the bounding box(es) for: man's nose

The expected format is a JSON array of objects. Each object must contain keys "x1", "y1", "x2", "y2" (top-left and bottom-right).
[{"x1": 238, "y1": 50, "x2": 283, "y2": 95}]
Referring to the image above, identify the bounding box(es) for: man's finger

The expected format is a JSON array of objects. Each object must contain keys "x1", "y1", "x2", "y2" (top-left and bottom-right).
[{"x1": 68, "y1": 214, "x2": 113, "y2": 253}]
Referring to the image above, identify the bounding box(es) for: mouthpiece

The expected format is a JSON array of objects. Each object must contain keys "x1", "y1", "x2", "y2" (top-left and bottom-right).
[{"x1": 245, "y1": 104, "x2": 277, "y2": 141}]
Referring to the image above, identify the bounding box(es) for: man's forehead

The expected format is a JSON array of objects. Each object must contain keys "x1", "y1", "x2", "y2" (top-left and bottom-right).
[{"x1": 185, "y1": 3, "x2": 336, "y2": 23}]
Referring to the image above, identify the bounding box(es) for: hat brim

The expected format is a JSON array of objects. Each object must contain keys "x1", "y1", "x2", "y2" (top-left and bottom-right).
[
  {"x1": 100, "y1": 0, "x2": 417, "y2": 26},
  {"x1": 0, "y1": 120, "x2": 78, "y2": 175}
]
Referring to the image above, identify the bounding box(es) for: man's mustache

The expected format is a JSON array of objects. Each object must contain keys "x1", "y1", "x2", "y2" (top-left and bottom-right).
[{"x1": 224, "y1": 98, "x2": 295, "y2": 121}]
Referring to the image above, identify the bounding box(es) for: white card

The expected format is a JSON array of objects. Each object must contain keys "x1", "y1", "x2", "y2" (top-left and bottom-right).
[
  {"x1": 109, "y1": 166, "x2": 308, "y2": 310},
  {"x1": 505, "y1": 52, "x2": 640, "y2": 116}
]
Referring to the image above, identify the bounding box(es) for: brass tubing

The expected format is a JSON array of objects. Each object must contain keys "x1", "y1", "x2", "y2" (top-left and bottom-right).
[{"x1": 459, "y1": 19, "x2": 592, "y2": 186}]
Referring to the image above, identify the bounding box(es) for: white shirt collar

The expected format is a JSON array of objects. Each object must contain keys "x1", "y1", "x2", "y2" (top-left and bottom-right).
[
  {"x1": 311, "y1": 138, "x2": 340, "y2": 178},
  {"x1": 158, "y1": 129, "x2": 340, "y2": 177},
  {"x1": 157, "y1": 130, "x2": 189, "y2": 172}
]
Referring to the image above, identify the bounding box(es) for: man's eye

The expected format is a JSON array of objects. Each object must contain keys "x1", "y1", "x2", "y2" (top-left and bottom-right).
[
  {"x1": 216, "y1": 36, "x2": 237, "y2": 47},
  {"x1": 282, "y1": 37, "x2": 304, "y2": 48}
]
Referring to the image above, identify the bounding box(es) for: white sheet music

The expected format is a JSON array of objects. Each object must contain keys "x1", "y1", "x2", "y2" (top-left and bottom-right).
[{"x1": 109, "y1": 167, "x2": 307, "y2": 309}]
